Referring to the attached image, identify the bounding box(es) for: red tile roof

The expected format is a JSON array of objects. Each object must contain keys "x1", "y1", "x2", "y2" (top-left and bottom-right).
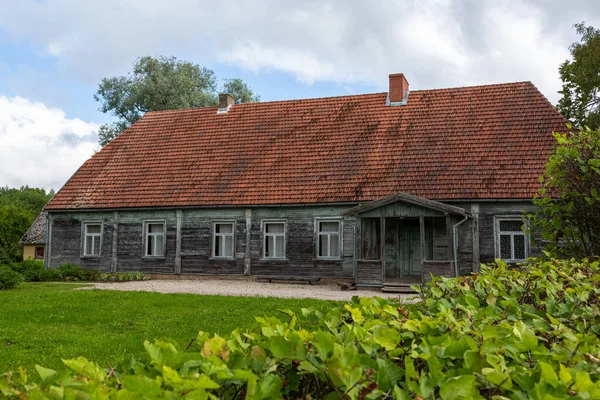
[{"x1": 46, "y1": 81, "x2": 568, "y2": 210}]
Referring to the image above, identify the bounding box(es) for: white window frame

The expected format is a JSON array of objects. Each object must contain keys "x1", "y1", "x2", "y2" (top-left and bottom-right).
[
  {"x1": 82, "y1": 221, "x2": 103, "y2": 257},
  {"x1": 494, "y1": 216, "x2": 529, "y2": 263},
  {"x1": 315, "y1": 218, "x2": 343, "y2": 260},
  {"x1": 212, "y1": 220, "x2": 235, "y2": 259},
  {"x1": 262, "y1": 220, "x2": 287, "y2": 260},
  {"x1": 143, "y1": 220, "x2": 166, "y2": 258}
]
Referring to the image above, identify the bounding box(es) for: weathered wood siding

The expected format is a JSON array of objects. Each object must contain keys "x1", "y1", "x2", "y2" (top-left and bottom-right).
[
  {"x1": 422, "y1": 261, "x2": 454, "y2": 282},
  {"x1": 474, "y1": 202, "x2": 540, "y2": 264},
  {"x1": 250, "y1": 207, "x2": 355, "y2": 278},
  {"x1": 180, "y1": 209, "x2": 246, "y2": 275},
  {"x1": 356, "y1": 260, "x2": 383, "y2": 284},
  {"x1": 49, "y1": 215, "x2": 114, "y2": 272},
  {"x1": 46, "y1": 200, "x2": 539, "y2": 280},
  {"x1": 47, "y1": 206, "x2": 356, "y2": 278}
]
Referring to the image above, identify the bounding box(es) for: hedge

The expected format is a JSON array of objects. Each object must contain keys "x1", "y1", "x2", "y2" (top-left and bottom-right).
[{"x1": 1, "y1": 258, "x2": 599, "y2": 398}]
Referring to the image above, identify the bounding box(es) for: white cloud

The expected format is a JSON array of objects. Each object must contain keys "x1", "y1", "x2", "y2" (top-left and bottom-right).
[
  {"x1": 0, "y1": 96, "x2": 99, "y2": 191},
  {"x1": 0, "y1": 0, "x2": 597, "y2": 103}
]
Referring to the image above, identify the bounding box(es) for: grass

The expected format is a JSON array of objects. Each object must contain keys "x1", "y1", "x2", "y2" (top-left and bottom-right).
[{"x1": 0, "y1": 283, "x2": 339, "y2": 374}]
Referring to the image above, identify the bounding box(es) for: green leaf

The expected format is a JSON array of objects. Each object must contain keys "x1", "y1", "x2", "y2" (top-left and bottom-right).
[
  {"x1": 393, "y1": 385, "x2": 411, "y2": 400},
  {"x1": 539, "y1": 361, "x2": 559, "y2": 388},
  {"x1": 440, "y1": 375, "x2": 482, "y2": 400},
  {"x1": 442, "y1": 337, "x2": 470, "y2": 359},
  {"x1": 513, "y1": 321, "x2": 538, "y2": 350},
  {"x1": 255, "y1": 374, "x2": 283, "y2": 400},
  {"x1": 35, "y1": 365, "x2": 57, "y2": 382},
  {"x1": 372, "y1": 326, "x2": 399, "y2": 351},
  {"x1": 376, "y1": 358, "x2": 403, "y2": 392},
  {"x1": 559, "y1": 363, "x2": 572, "y2": 384},
  {"x1": 465, "y1": 295, "x2": 479, "y2": 308},
  {"x1": 62, "y1": 357, "x2": 105, "y2": 381},
  {"x1": 123, "y1": 375, "x2": 163, "y2": 396}
]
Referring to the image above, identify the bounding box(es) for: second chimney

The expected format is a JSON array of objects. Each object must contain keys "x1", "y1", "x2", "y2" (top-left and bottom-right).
[
  {"x1": 218, "y1": 93, "x2": 235, "y2": 113},
  {"x1": 388, "y1": 73, "x2": 409, "y2": 104}
]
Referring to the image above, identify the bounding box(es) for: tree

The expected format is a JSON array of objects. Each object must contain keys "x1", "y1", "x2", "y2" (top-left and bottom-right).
[
  {"x1": 222, "y1": 78, "x2": 261, "y2": 104},
  {"x1": 557, "y1": 23, "x2": 600, "y2": 129},
  {"x1": 529, "y1": 126, "x2": 600, "y2": 258},
  {"x1": 0, "y1": 186, "x2": 54, "y2": 262},
  {"x1": 95, "y1": 56, "x2": 260, "y2": 146}
]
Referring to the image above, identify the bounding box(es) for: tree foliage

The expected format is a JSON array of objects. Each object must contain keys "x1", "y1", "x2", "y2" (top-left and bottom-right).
[
  {"x1": 0, "y1": 187, "x2": 54, "y2": 262},
  {"x1": 2, "y1": 258, "x2": 600, "y2": 398},
  {"x1": 529, "y1": 126, "x2": 600, "y2": 258},
  {"x1": 95, "y1": 56, "x2": 260, "y2": 146},
  {"x1": 558, "y1": 23, "x2": 600, "y2": 129},
  {"x1": 222, "y1": 78, "x2": 261, "y2": 104}
]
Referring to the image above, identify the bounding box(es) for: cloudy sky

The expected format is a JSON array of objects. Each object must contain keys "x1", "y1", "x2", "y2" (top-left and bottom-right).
[{"x1": 0, "y1": 0, "x2": 599, "y2": 191}]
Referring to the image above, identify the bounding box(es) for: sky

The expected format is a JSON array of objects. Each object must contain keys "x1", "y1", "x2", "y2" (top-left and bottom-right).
[{"x1": 0, "y1": 0, "x2": 599, "y2": 192}]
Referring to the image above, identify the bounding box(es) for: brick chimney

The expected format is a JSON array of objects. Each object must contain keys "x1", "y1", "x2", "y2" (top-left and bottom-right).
[
  {"x1": 388, "y1": 73, "x2": 409, "y2": 105},
  {"x1": 217, "y1": 93, "x2": 235, "y2": 113}
]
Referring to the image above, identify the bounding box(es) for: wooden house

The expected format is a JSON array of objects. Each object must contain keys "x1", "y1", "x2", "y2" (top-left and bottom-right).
[
  {"x1": 20, "y1": 212, "x2": 46, "y2": 261},
  {"x1": 43, "y1": 74, "x2": 567, "y2": 289}
]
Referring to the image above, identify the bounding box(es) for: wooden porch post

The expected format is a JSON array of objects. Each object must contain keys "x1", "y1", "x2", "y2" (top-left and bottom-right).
[
  {"x1": 446, "y1": 213, "x2": 453, "y2": 274},
  {"x1": 380, "y1": 217, "x2": 385, "y2": 282},
  {"x1": 419, "y1": 216, "x2": 425, "y2": 283}
]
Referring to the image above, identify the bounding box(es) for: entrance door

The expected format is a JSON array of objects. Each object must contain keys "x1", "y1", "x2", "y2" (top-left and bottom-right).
[{"x1": 399, "y1": 220, "x2": 422, "y2": 276}]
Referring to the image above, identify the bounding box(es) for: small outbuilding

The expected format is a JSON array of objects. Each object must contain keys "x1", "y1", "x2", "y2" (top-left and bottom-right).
[{"x1": 20, "y1": 212, "x2": 46, "y2": 261}]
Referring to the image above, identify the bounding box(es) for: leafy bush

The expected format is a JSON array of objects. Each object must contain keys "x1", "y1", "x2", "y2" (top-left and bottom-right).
[
  {"x1": 1, "y1": 258, "x2": 600, "y2": 399},
  {"x1": 0, "y1": 266, "x2": 22, "y2": 290},
  {"x1": 56, "y1": 263, "x2": 85, "y2": 281},
  {"x1": 530, "y1": 126, "x2": 600, "y2": 258}
]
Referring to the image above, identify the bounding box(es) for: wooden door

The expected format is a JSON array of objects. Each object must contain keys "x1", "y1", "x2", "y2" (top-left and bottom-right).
[{"x1": 400, "y1": 220, "x2": 422, "y2": 276}]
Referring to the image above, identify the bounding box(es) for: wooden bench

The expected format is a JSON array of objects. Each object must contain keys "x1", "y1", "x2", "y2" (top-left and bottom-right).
[{"x1": 255, "y1": 275, "x2": 321, "y2": 285}]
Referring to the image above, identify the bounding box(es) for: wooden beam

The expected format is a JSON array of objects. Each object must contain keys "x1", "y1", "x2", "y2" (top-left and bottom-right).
[
  {"x1": 111, "y1": 211, "x2": 118, "y2": 273},
  {"x1": 175, "y1": 210, "x2": 182, "y2": 274},
  {"x1": 446, "y1": 214, "x2": 453, "y2": 264},
  {"x1": 244, "y1": 209, "x2": 252, "y2": 275},
  {"x1": 45, "y1": 213, "x2": 52, "y2": 270},
  {"x1": 420, "y1": 216, "x2": 425, "y2": 283},
  {"x1": 380, "y1": 217, "x2": 385, "y2": 282},
  {"x1": 471, "y1": 203, "x2": 480, "y2": 273}
]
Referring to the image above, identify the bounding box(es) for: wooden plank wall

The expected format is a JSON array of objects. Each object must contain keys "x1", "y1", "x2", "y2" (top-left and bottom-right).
[
  {"x1": 476, "y1": 202, "x2": 540, "y2": 264},
  {"x1": 48, "y1": 206, "x2": 356, "y2": 278}
]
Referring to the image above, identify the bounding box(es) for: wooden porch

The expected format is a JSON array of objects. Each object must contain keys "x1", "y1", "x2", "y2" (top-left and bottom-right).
[{"x1": 342, "y1": 192, "x2": 468, "y2": 289}]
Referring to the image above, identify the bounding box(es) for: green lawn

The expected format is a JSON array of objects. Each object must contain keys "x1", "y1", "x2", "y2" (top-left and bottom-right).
[{"x1": 0, "y1": 283, "x2": 338, "y2": 374}]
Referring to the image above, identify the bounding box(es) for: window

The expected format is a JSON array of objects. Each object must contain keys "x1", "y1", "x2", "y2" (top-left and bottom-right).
[
  {"x1": 83, "y1": 222, "x2": 102, "y2": 256},
  {"x1": 263, "y1": 221, "x2": 286, "y2": 259},
  {"x1": 213, "y1": 222, "x2": 234, "y2": 258},
  {"x1": 317, "y1": 220, "x2": 342, "y2": 259},
  {"x1": 145, "y1": 221, "x2": 165, "y2": 257},
  {"x1": 495, "y1": 218, "x2": 528, "y2": 262},
  {"x1": 35, "y1": 246, "x2": 44, "y2": 259}
]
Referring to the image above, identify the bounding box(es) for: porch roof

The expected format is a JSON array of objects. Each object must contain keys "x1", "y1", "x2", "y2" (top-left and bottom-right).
[{"x1": 341, "y1": 192, "x2": 468, "y2": 217}]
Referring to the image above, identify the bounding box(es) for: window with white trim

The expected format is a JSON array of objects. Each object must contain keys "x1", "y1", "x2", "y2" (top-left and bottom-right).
[
  {"x1": 317, "y1": 220, "x2": 342, "y2": 259},
  {"x1": 495, "y1": 218, "x2": 528, "y2": 262},
  {"x1": 263, "y1": 221, "x2": 286, "y2": 259},
  {"x1": 213, "y1": 222, "x2": 235, "y2": 258},
  {"x1": 145, "y1": 221, "x2": 165, "y2": 257},
  {"x1": 83, "y1": 222, "x2": 102, "y2": 256}
]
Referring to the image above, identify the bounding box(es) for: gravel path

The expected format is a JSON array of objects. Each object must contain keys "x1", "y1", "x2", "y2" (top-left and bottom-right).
[{"x1": 80, "y1": 279, "x2": 417, "y2": 301}]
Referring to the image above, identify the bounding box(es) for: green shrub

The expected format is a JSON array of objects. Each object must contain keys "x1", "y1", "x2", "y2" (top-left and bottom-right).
[
  {"x1": 10, "y1": 260, "x2": 46, "y2": 281},
  {"x1": 56, "y1": 263, "x2": 85, "y2": 281},
  {"x1": 0, "y1": 266, "x2": 22, "y2": 290},
  {"x1": 2, "y1": 258, "x2": 600, "y2": 399},
  {"x1": 80, "y1": 268, "x2": 102, "y2": 281}
]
